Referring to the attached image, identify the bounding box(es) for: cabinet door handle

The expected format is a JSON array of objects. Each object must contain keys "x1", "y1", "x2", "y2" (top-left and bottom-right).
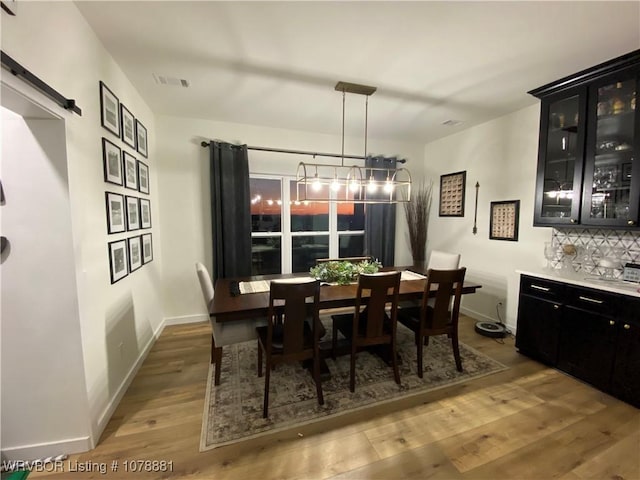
[
  {"x1": 578, "y1": 295, "x2": 604, "y2": 304},
  {"x1": 624, "y1": 323, "x2": 631, "y2": 330},
  {"x1": 628, "y1": 220, "x2": 636, "y2": 226},
  {"x1": 609, "y1": 320, "x2": 616, "y2": 326},
  {"x1": 570, "y1": 218, "x2": 577, "y2": 224},
  {"x1": 531, "y1": 284, "x2": 551, "y2": 292},
  {"x1": 553, "y1": 304, "x2": 560, "y2": 310}
]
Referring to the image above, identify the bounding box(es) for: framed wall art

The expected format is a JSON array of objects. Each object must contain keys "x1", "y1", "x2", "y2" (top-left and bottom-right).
[
  {"x1": 102, "y1": 137, "x2": 122, "y2": 186},
  {"x1": 105, "y1": 192, "x2": 126, "y2": 234},
  {"x1": 128, "y1": 235, "x2": 143, "y2": 272},
  {"x1": 139, "y1": 198, "x2": 151, "y2": 229},
  {"x1": 490, "y1": 200, "x2": 520, "y2": 241},
  {"x1": 108, "y1": 239, "x2": 128, "y2": 284},
  {"x1": 136, "y1": 119, "x2": 148, "y2": 158},
  {"x1": 137, "y1": 160, "x2": 149, "y2": 194},
  {"x1": 439, "y1": 170, "x2": 466, "y2": 217},
  {"x1": 142, "y1": 233, "x2": 153, "y2": 264},
  {"x1": 126, "y1": 196, "x2": 140, "y2": 231},
  {"x1": 120, "y1": 103, "x2": 136, "y2": 149},
  {"x1": 99, "y1": 81, "x2": 120, "y2": 137},
  {"x1": 123, "y1": 151, "x2": 138, "y2": 190}
]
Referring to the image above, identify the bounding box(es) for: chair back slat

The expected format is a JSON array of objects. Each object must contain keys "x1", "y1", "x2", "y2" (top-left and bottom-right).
[
  {"x1": 356, "y1": 272, "x2": 401, "y2": 338},
  {"x1": 269, "y1": 280, "x2": 320, "y2": 355},
  {"x1": 421, "y1": 268, "x2": 466, "y2": 331}
]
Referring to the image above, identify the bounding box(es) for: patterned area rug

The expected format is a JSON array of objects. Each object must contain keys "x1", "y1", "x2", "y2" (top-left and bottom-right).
[{"x1": 200, "y1": 319, "x2": 507, "y2": 450}]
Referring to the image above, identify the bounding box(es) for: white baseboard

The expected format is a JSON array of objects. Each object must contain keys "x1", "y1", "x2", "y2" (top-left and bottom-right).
[
  {"x1": 1, "y1": 435, "x2": 91, "y2": 462},
  {"x1": 165, "y1": 313, "x2": 207, "y2": 326},
  {"x1": 93, "y1": 318, "x2": 167, "y2": 444}
]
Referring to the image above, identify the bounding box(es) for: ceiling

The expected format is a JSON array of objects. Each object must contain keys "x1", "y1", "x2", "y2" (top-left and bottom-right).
[{"x1": 76, "y1": 1, "x2": 640, "y2": 144}]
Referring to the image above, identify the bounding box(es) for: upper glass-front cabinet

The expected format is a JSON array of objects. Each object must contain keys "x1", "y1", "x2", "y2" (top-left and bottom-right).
[
  {"x1": 534, "y1": 89, "x2": 586, "y2": 225},
  {"x1": 530, "y1": 50, "x2": 640, "y2": 228},
  {"x1": 582, "y1": 73, "x2": 639, "y2": 227}
]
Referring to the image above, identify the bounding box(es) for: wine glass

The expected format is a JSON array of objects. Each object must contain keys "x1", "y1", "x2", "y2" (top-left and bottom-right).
[{"x1": 544, "y1": 242, "x2": 560, "y2": 269}]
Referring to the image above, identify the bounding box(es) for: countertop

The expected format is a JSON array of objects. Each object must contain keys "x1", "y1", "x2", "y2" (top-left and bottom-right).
[{"x1": 517, "y1": 268, "x2": 640, "y2": 298}]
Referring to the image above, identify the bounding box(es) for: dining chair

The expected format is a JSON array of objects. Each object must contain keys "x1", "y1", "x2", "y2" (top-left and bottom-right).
[
  {"x1": 400, "y1": 250, "x2": 461, "y2": 310},
  {"x1": 397, "y1": 267, "x2": 467, "y2": 377},
  {"x1": 196, "y1": 262, "x2": 265, "y2": 386},
  {"x1": 331, "y1": 271, "x2": 402, "y2": 392},
  {"x1": 256, "y1": 278, "x2": 324, "y2": 418}
]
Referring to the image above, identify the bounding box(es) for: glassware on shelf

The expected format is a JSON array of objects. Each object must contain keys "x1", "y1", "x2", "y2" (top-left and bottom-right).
[
  {"x1": 593, "y1": 246, "x2": 625, "y2": 280},
  {"x1": 544, "y1": 242, "x2": 562, "y2": 270},
  {"x1": 560, "y1": 244, "x2": 577, "y2": 272}
]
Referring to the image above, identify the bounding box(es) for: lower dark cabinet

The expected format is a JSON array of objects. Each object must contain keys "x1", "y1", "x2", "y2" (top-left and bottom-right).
[{"x1": 517, "y1": 274, "x2": 639, "y2": 408}]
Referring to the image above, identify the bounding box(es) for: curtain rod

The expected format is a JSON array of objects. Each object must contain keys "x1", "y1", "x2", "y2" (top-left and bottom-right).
[
  {"x1": 1, "y1": 51, "x2": 82, "y2": 116},
  {"x1": 200, "y1": 141, "x2": 407, "y2": 164}
]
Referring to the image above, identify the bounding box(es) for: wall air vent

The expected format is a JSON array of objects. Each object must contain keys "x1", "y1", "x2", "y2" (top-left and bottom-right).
[
  {"x1": 152, "y1": 74, "x2": 190, "y2": 88},
  {"x1": 442, "y1": 119, "x2": 463, "y2": 127}
]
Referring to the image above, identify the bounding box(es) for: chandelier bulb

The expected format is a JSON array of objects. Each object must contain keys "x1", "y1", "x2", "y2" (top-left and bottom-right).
[{"x1": 312, "y1": 173, "x2": 322, "y2": 192}]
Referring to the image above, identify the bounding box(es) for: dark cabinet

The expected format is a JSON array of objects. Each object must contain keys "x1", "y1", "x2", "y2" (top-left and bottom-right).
[
  {"x1": 515, "y1": 276, "x2": 564, "y2": 365},
  {"x1": 611, "y1": 297, "x2": 640, "y2": 407},
  {"x1": 516, "y1": 275, "x2": 639, "y2": 408},
  {"x1": 530, "y1": 50, "x2": 640, "y2": 228}
]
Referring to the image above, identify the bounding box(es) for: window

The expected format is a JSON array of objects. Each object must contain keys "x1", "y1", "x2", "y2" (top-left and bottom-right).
[{"x1": 250, "y1": 175, "x2": 366, "y2": 274}]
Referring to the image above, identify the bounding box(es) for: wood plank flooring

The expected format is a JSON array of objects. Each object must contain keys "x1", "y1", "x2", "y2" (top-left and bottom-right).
[{"x1": 30, "y1": 316, "x2": 639, "y2": 479}]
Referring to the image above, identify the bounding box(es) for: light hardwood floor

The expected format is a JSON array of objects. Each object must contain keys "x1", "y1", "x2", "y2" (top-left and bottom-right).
[{"x1": 31, "y1": 316, "x2": 639, "y2": 479}]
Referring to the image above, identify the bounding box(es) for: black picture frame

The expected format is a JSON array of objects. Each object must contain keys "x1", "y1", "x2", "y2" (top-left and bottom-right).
[
  {"x1": 142, "y1": 233, "x2": 153, "y2": 264},
  {"x1": 128, "y1": 235, "x2": 143, "y2": 272},
  {"x1": 126, "y1": 196, "x2": 140, "y2": 231},
  {"x1": 102, "y1": 137, "x2": 123, "y2": 186},
  {"x1": 439, "y1": 171, "x2": 466, "y2": 217},
  {"x1": 139, "y1": 198, "x2": 152, "y2": 229},
  {"x1": 137, "y1": 160, "x2": 149, "y2": 194},
  {"x1": 105, "y1": 192, "x2": 126, "y2": 234},
  {"x1": 136, "y1": 119, "x2": 148, "y2": 158},
  {"x1": 99, "y1": 81, "x2": 120, "y2": 137},
  {"x1": 108, "y1": 239, "x2": 128, "y2": 284},
  {"x1": 490, "y1": 200, "x2": 520, "y2": 241},
  {"x1": 123, "y1": 151, "x2": 138, "y2": 190},
  {"x1": 120, "y1": 103, "x2": 136, "y2": 149}
]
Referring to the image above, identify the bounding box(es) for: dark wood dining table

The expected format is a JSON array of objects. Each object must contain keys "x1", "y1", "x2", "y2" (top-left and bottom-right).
[{"x1": 210, "y1": 266, "x2": 482, "y2": 322}]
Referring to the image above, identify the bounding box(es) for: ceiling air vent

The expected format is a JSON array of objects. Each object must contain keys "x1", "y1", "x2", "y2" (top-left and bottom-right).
[
  {"x1": 442, "y1": 119, "x2": 463, "y2": 127},
  {"x1": 152, "y1": 74, "x2": 190, "y2": 88}
]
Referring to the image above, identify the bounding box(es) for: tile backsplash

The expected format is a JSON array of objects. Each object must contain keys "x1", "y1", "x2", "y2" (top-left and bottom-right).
[{"x1": 552, "y1": 228, "x2": 640, "y2": 278}]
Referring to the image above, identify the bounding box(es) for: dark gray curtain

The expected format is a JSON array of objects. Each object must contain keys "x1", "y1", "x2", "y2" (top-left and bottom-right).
[
  {"x1": 364, "y1": 156, "x2": 396, "y2": 266},
  {"x1": 209, "y1": 141, "x2": 252, "y2": 282}
]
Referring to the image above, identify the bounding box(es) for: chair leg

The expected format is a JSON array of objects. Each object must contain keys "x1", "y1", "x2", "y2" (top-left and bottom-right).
[
  {"x1": 331, "y1": 322, "x2": 338, "y2": 360},
  {"x1": 257, "y1": 340, "x2": 263, "y2": 377},
  {"x1": 391, "y1": 340, "x2": 401, "y2": 385},
  {"x1": 313, "y1": 353, "x2": 324, "y2": 406},
  {"x1": 212, "y1": 336, "x2": 223, "y2": 386},
  {"x1": 349, "y1": 348, "x2": 356, "y2": 393},
  {"x1": 452, "y1": 331, "x2": 463, "y2": 372},
  {"x1": 416, "y1": 334, "x2": 424, "y2": 379},
  {"x1": 263, "y1": 359, "x2": 271, "y2": 418}
]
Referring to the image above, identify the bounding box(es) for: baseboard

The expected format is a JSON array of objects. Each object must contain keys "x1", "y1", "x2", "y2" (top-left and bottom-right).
[
  {"x1": 1, "y1": 435, "x2": 91, "y2": 462},
  {"x1": 93, "y1": 317, "x2": 167, "y2": 444},
  {"x1": 165, "y1": 314, "x2": 207, "y2": 326}
]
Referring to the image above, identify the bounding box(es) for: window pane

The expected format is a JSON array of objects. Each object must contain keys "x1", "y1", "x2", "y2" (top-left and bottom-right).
[
  {"x1": 290, "y1": 182, "x2": 329, "y2": 232},
  {"x1": 292, "y1": 235, "x2": 329, "y2": 273},
  {"x1": 250, "y1": 178, "x2": 282, "y2": 232},
  {"x1": 339, "y1": 234, "x2": 364, "y2": 257},
  {"x1": 338, "y1": 189, "x2": 365, "y2": 230},
  {"x1": 251, "y1": 237, "x2": 281, "y2": 275}
]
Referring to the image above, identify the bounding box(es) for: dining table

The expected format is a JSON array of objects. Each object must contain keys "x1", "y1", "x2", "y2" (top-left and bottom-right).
[{"x1": 210, "y1": 266, "x2": 482, "y2": 322}]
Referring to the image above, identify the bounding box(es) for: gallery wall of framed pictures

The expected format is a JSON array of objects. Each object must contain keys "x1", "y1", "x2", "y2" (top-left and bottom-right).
[{"x1": 100, "y1": 80, "x2": 153, "y2": 284}]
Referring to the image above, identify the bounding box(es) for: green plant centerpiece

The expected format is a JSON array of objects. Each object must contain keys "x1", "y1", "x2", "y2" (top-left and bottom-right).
[{"x1": 309, "y1": 259, "x2": 382, "y2": 285}]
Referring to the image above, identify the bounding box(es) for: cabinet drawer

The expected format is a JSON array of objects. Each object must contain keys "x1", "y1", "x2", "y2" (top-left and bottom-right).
[
  {"x1": 565, "y1": 285, "x2": 619, "y2": 316},
  {"x1": 520, "y1": 275, "x2": 566, "y2": 301}
]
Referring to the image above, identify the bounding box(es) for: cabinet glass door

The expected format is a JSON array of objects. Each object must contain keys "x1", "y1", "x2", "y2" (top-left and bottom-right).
[
  {"x1": 535, "y1": 92, "x2": 585, "y2": 224},
  {"x1": 583, "y1": 76, "x2": 639, "y2": 226}
]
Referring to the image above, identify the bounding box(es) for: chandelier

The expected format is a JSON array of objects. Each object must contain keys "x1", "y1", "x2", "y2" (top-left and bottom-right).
[{"x1": 296, "y1": 81, "x2": 412, "y2": 204}]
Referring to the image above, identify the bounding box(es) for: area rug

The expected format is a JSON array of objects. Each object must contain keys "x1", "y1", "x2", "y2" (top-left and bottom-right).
[{"x1": 200, "y1": 319, "x2": 507, "y2": 450}]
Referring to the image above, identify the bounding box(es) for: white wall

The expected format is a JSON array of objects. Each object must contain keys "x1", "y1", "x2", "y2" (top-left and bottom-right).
[
  {"x1": 1, "y1": 2, "x2": 163, "y2": 456},
  {"x1": 1, "y1": 107, "x2": 91, "y2": 459},
  {"x1": 155, "y1": 115, "x2": 426, "y2": 323},
  {"x1": 424, "y1": 104, "x2": 552, "y2": 331}
]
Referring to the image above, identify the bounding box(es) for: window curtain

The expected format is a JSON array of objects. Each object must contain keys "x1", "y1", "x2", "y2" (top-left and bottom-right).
[
  {"x1": 209, "y1": 141, "x2": 252, "y2": 282},
  {"x1": 364, "y1": 156, "x2": 396, "y2": 266}
]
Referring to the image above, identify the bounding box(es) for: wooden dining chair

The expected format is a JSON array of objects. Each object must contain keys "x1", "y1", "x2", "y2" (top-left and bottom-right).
[
  {"x1": 196, "y1": 262, "x2": 265, "y2": 386},
  {"x1": 256, "y1": 279, "x2": 324, "y2": 418},
  {"x1": 398, "y1": 267, "x2": 467, "y2": 378},
  {"x1": 331, "y1": 271, "x2": 402, "y2": 392}
]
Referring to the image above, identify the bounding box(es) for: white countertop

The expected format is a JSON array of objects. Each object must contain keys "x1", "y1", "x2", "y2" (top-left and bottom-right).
[{"x1": 517, "y1": 268, "x2": 640, "y2": 298}]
